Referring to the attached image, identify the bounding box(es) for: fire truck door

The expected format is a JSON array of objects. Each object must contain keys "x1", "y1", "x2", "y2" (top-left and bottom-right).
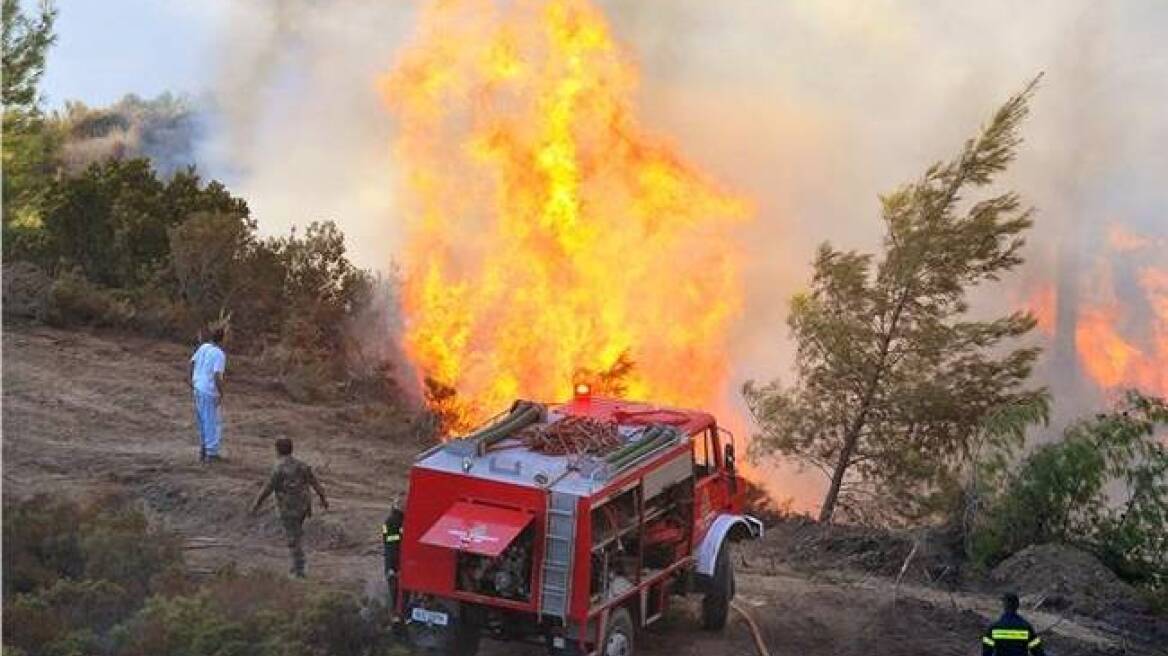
[
  {"x1": 419, "y1": 501, "x2": 534, "y2": 557},
  {"x1": 692, "y1": 428, "x2": 728, "y2": 537}
]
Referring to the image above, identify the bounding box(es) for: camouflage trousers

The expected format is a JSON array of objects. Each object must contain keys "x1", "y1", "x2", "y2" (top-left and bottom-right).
[{"x1": 281, "y1": 513, "x2": 307, "y2": 577}]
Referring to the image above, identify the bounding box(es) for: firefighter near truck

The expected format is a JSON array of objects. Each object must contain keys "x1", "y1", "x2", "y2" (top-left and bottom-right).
[{"x1": 396, "y1": 387, "x2": 763, "y2": 655}]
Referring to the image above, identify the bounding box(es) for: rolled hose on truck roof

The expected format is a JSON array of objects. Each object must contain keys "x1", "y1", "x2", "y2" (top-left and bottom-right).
[
  {"x1": 606, "y1": 424, "x2": 676, "y2": 469},
  {"x1": 472, "y1": 400, "x2": 546, "y2": 455}
]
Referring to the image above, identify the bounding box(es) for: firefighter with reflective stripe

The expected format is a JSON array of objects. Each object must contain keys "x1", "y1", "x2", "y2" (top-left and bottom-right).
[
  {"x1": 383, "y1": 496, "x2": 405, "y2": 618},
  {"x1": 982, "y1": 592, "x2": 1046, "y2": 656}
]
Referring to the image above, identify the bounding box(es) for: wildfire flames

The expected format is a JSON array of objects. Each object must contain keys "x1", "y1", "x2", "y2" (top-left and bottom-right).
[
  {"x1": 1075, "y1": 266, "x2": 1168, "y2": 395},
  {"x1": 380, "y1": 0, "x2": 751, "y2": 432},
  {"x1": 1034, "y1": 225, "x2": 1168, "y2": 398}
]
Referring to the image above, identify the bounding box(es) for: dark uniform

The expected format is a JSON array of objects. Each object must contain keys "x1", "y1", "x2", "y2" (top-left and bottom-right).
[
  {"x1": 253, "y1": 455, "x2": 327, "y2": 577},
  {"x1": 982, "y1": 611, "x2": 1045, "y2": 656},
  {"x1": 383, "y1": 508, "x2": 404, "y2": 612}
]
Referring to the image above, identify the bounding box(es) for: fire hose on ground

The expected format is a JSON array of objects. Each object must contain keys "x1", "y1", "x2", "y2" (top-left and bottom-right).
[{"x1": 731, "y1": 600, "x2": 771, "y2": 656}]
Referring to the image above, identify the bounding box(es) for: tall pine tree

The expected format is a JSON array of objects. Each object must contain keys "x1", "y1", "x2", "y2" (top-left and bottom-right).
[{"x1": 745, "y1": 77, "x2": 1046, "y2": 524}]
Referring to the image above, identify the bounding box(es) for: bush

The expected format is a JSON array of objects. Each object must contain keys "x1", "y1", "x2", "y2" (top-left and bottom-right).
[
  {"x1": 295, "y1": 591, "x2": 382, "y2": 656},
  {"x1": 2, "y1": 496, "x2": 181, "y2": 656},
  {"x1": 3, "y1": 495, "x2": 395, "y2": 656},
  {"x1": 972, "y1": 392, "x2": 1168, "y2": 592},
  {"x1": 4, "y1": 496, "x2": 93, "y2": 595},
  {"x1": 3, "y1": 495, "x2": 181, "y2": 598},
  {"x1": 1, "y1": 261, "x2": 52, "y2": 319},
  {"x1": 44, "y1": 269, "x2": 135, "y2": 328},
  {"x1": 38, "y1": 159, "x2": 247, "y2": 289},
  {"x1": 110, "y1": 572, "x2": 391, "y2": 656}
]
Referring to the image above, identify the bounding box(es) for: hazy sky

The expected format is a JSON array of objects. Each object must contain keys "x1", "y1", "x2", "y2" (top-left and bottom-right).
[{"x1": 41, "y1": 1, "x2": 218, "y2": 107}]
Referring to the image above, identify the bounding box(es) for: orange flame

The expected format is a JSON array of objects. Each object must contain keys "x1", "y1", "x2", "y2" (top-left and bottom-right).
[
  {"x1": 380, "y1": 0, "x2": 751, "y2": 431},
  {"x1": 1022, "y1": 283, "x2": 1057, "y2": 337},
  {"x1": 1073, "y1": 262, "x2": 1168, "y2": 397}
]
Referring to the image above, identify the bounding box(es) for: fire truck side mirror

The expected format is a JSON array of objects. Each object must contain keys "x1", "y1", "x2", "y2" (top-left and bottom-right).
[{"x1": 724, "y1": 443, "x2": 736, "y2": 473}]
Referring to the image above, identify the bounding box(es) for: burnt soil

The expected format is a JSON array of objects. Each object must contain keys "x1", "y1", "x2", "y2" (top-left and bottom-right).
[{"x1": 3, "y1": 322, "x2": 1164, "y2": 655}]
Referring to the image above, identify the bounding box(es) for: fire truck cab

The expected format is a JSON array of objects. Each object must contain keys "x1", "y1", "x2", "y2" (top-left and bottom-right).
[{"x1": 397, "y1": 392, "x2": 762, "y2": 655}]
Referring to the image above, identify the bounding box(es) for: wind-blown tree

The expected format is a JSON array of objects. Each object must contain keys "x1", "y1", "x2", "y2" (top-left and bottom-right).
[{"x1": 744, "y1": 78, "x2": 1046, "y2": 524}]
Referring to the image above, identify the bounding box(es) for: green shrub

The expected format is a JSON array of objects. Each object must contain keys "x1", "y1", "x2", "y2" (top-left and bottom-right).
[
  {"x1": 3, "y1": 495, "x2": 181, "y2": 600},
  {"x1": 972, "y1": 391, "x2": 1168, "y2": 591},
  {"x1": 78, "y1": 508, "x2": 181, "y2": 599},
  {"x1": 39, "y1": 579, "x2": 135, "y2": 634},
  {"x1": 109, "y1": 572, "x2": 388, "y2": 656},
  {"x1": 296, "y1": 591, "x2": 380, "y2": 656},
  {"x1": 3, "y1": 496, "x2": 90, "y2": 595},
  {"x1": 44, "y1": 269, "x2": 135, "y2": 328},
  {"x1": 38, "y1": 630, "x2": 100, "y2": 656},
  {"x1": 4, "y1": 494, "x2": 396, "y2": 656},
  {"x1": 2, "y1": 594, "x2": 64, "y2": 653},
  {"x1": 110, "y1": 592, "x2": 253, "y2": 656},
  {"x1": 39, "y1": 159, "x2": 247, "y2": 289}
]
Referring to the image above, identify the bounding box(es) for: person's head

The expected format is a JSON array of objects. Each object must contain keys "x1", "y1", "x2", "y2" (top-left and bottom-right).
[
  {"x1": 210, "y1": 326, "x2": 226, "y2": 345},
  {"x1": 275, "y1": 438, "x2": 293, "y2": 456},
  {"x1": 1002, "y1": 592, "x2": 1020, "y2": 613}
]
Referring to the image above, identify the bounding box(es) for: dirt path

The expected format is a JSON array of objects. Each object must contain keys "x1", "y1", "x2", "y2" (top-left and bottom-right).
[
  {"x1": 3, "y1": 323, "x2": 1157, "y2": 655},
  {"x1": 2, "y1": 322, "x2": 417, "y2": 592}
]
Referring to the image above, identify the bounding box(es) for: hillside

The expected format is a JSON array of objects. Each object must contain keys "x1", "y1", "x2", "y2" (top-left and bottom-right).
[{"x1": 3, "y1": 322, "x2": 1160, "y2": 655}]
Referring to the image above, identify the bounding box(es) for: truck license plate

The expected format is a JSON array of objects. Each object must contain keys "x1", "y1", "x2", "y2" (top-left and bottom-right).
[{"x1": 411, "y1": 607, "x2": 449, "y2": 626}]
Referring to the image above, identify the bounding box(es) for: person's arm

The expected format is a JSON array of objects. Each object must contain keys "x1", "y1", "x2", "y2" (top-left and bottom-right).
[
  {"x1": 1027, "y1": 625, "x2": 1045, "y2": 656},
  {"x1": 251, "y1": 473, "x2": 276, "y2": 514},
  {"x1": 309, "y1": 468, "x2": 329, "y2": 510},
  {"x1": 981, "y1": 627, "x2": 995, "y2": 656},
  {"x1": 214, "y1": 350, "x2": 226, "y2": 400}
]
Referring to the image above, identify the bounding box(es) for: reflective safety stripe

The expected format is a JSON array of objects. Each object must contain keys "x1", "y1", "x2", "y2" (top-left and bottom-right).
[
  {"x1": 384, "y1": 534, "x2": 401, "y2": 542},
  {"x1": 1028, "y1": 637, "x2": 1042, "y2": 648},
  {"x1": 982, "y1": 637, "x2": 995, "y2": 646},
  {"x1": 990, "y1": 629, "x2": 1030, "y2": 640}
]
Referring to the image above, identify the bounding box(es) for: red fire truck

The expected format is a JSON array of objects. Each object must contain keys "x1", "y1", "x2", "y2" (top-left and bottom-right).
[{"x1": 397, "y1": 388, "x2": 762, "y2": 655}]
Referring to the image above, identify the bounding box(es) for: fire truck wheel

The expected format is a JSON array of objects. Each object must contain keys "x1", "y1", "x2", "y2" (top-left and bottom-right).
[
  {"x1": 701, "y1": 541, "x2": 734, "y2": 630},
  {"x1": 602, "y1": 608, "x2": 634, "y2": 656},
  {"x1": 445, "y1": 608, "x2": 481, "y2": 656}
]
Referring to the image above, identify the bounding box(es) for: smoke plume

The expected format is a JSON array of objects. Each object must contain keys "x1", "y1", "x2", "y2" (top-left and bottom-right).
[{"x1": 57, "y1": 93, "x2": 203, "y2": 177}]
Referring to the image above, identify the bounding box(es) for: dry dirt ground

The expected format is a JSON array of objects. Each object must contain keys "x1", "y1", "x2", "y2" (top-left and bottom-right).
[{"x1": 3, "y1": 323, "x2": 1163, "y2": 656}]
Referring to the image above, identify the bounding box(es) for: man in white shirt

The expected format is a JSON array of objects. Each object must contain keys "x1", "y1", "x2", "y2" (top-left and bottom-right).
[{"x1": 189, "y1": 327, "x2": 227, "y2": 463}]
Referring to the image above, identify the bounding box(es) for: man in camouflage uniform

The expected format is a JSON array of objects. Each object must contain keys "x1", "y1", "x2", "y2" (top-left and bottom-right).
[{"x1": 251, "y1": 438, "x2": 329, "y2": 577}]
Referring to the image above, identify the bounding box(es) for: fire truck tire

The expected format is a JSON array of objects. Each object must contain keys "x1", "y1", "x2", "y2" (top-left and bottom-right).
[
  {"x1": 444, "y1": 606, "x2": 482, "y2": 656},
  {"x1": 701, "y1": 541, "x2": 734, "y2": 630},
  {"x1": 602, "y1": 608, "x2": 635, "y2": 656}
]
